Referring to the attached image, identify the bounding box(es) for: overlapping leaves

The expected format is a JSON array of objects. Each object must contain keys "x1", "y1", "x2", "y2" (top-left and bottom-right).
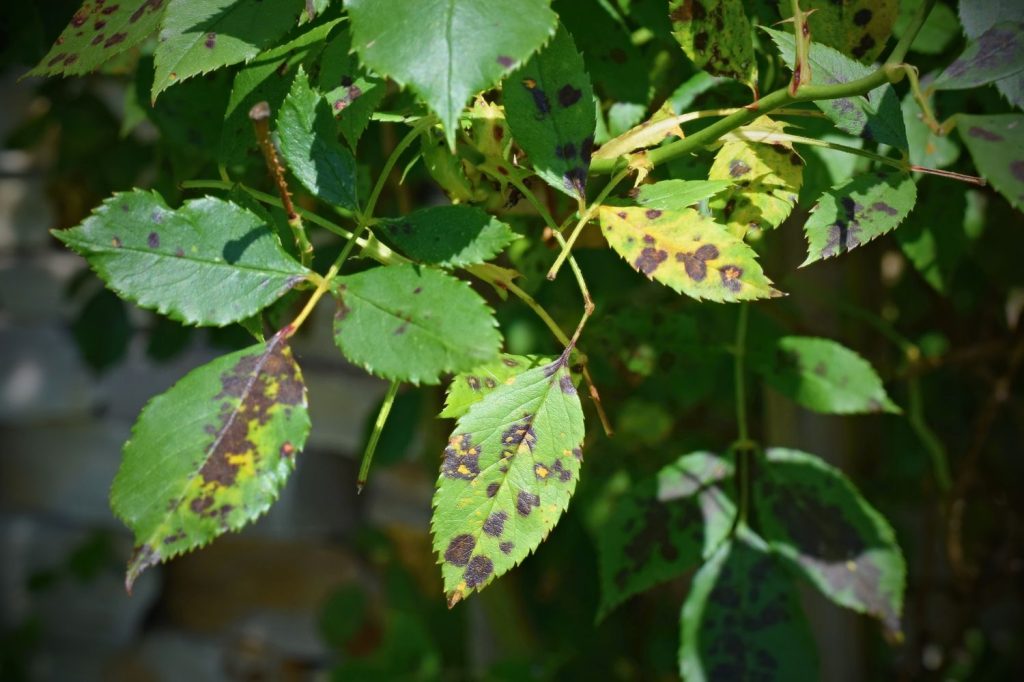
[
  {"x1": 668, "y1": 0, "x2": 757, "y2": 88},
  {"x1": 778, "y1": 0, "x2": 898, "y2": 63},
  {"x1": 376, "y1": 205, "x2": 517, "y2": 269}
]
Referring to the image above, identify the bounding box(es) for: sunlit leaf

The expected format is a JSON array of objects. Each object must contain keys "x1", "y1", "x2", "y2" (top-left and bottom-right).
[
  {"x1": 598, "y1": 452, "x2": 735, "y2": 618},
  {"x1": 779, "y1": 0, "x2": 898, "y2": 63},
  {"x1": 376, "y1": 205, "x2": 518, "y2": 269},
  {"x1": 111, "y1": 332, "x2": 310, "y2": 590},
  {"x1": 668, "y1": 0, "x2": 757, "y2": 88},
  {"x1": 54, "y1": 190, "x2": 309, "y2": 327},
  {"x1": 441, "y1": 354, "x2": 552, "y2": 419},
  {"x1": 932, "y1": 22, "x2": 1024, "y2": 92},
  {"x1": 634, "y1": 180, "x2": 732, "y2": 211},
  {"x1": 754, "y1": 448, "x2": 906, "y2": 636},
  {"x1": 503, "y1": 23, "x2": 596, "y2": 199},
  {"x1": 802, "y1": 170, "x2": 917, "y2": 263},
  {"x1": 317, "y1": 25, "x2": 388, "y2": 150},
  {"x1": 598, "y1": 205, "x2": 782, "y2": 302},
  {"x1": 332, "y1": 264, "x2": 502, "y2": 385},
  {"x1": 431, "y1": 354, "x2": 585, "y2": 606},
  {"x1": 956, "y1": 113, "x2": 1024, "y2": 211}
]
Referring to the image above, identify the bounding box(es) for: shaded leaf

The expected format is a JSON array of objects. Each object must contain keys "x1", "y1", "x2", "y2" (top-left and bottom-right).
[
  {"x1": 29, "y1": 0, "x2": 167, "y2": 78},
  {"x1": 431, "y1": 355, "x2": 584, "y2": 606},
  {"x1": 893, "y1": 0, "x2": 959, "y2": 56},
  {"x1": 802, "y1": 170, "x2": 917, "y2": 263},
  {"x1": 956, "y1": 113, "x2": 1024, "y2": 211},
  {"x1": 668, "y1": 0, "x2": 757, "y2": 87},
  {"x1": 960, "y1": 0, "x2": 1024, "y2": 109},
  {"x1": 634, "y1": 180, "x2": 732, "y2": 211},
  {"x1": 598, "y1": 452, "x2": 735, "y2": 618},
  {"x1": 503, "y1": 23, "x2": 596, "y2": 199},
  {"x1": 332, "y1": 264, "x2": 502, "y2": 385},
  {"x1": 679, "y1": 530, "x2": 820, "y2": 681},
  {"x1": 932, "y1": 22, "x2": 1024, "y2": 91},
  {"x1": 54, "y1": 190, "x2": 309, "y2": 327},
  {"x1": 376, "y1": 205, "x2": 517, "y2": 269},
  {"x1": 598, "y1": 205, "x2": 782, "y2": 302},
  {"x1": 895, "y1": 176, "x2": 968, "y2": 292},
  {"x1": 902, "y1": 90, "x2": 959, "y2": 170},
  {"x1": 441, "y1": 355, "x2": 552, "y2": 419},
  {"x1": 755, "y1": 448, "x2": 906, "y2": 635},
  {"x1": 779, "y1": 0, "x2": 898, "y2": 63},
  {"x1": 111, "y1": 332, "x2": 310, "y2": 590},
  {"x1": 345, "y1": 0, "x2": 558, "y2": 147},
  {"x1": 749, "y1": 336, "x2": 900, "y2": 414},
  {"x1": 277, "y1": 66, "x2": 359, "y2": 210},
  {"x1": 317, "y1": 26, "x2": 388, "y2": 149}
]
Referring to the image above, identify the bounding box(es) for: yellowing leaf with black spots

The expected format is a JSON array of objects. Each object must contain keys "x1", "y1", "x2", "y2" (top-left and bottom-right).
[
  {"x1": 668, "y1": 0, "x2": 757, "y2": 88},
  {"x1": 111, "y1": 332, "x2": 310, "y2": 591},
  {"x1": 708, "y1": 119, "x2": 804, "y2": 235},
  {"x1": 598, "y1": 206, "x2": 782, "y2": 302},
  {"x1": 780, "y1": 0, "x2": 898, "y2": 63},
  {"x1": 431, "y1": 355, "x2": 585, "y2": 607}
]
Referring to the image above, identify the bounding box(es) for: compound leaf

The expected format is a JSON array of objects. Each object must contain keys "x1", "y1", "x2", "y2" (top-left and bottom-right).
[
  {"x1": 376, "y1": 205, "x2": 517, "y2": 269},
  {"x1": 802, "y1": 171, "x2": 917, "y2": 264},
  {"x1": 598, "y1": 452, "x2": 735, "y2": 618},
  {"x1": 54, "y1": 190, "x2": 309, "y2": 327},
  {"x1": 778, "y1": 0, "x2": 898, "y2": 63},
  {"x1": 668, "y1": 0, "x2": 757, "y2": 88},
  {"x1": 431, "y1": 355, "x2": 585, "y2": 607},
  {"x1": 754, "y1": 448, "x2": 906, "y2": 636},
  {"x1": 634, "y1": 180, "x2": 732, "y2": 211},
  {"x1": 332, "y1": 264, "x2": 502, "y2": 385},
  {"x1": 956, "y1": 113, "x2": 1024, "y2": 211},
  {"x1": 598, "y1": 205, "x2": 782, "y2": 302},
  {"x1": 112, "y1": 332, "x2": 310, "y2": 591},
  {"x1": 345, "y1": 0, "x2": 558, "y2": 147},
  {"x1": 932, "y1": 22, "x2": 1024, "y2": 92}
]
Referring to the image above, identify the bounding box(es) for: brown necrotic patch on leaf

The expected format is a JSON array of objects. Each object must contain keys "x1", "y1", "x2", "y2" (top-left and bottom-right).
[
  {"x1": 499, "y1": 541, "x2": 514, "y2": 554},
  {"x1": 486, "y1": 482, "x2": 500, "y2": 497},
  {"x1": 442, "y1": 434, "x2": 481, "y2": 480},
  {"x1": 500, "y1": 416, "x2": 537, "y2": 455},
  {"x1": 635, "y1": 247, "x2": 668, "y2": 276},
  {"x1": 464, "y1": 555, "x2": 494, "y2": 588},
  {"x1": 516, "y1": 490, "x2": 541, "y2": 516},
  {"x1": 557, "y1": 84, "x2": 582, "y2": 107},
  {"x1": 968, "y1": 126, "x2": 1002, "y2": 141},
  {"x1": 483, "y1": 511, "x2": 508, "y2": 537},
  {"x1": 444, "y1": 534, "x2": 475, "y2": 566},
  {"x1": 559, "y1": 375, "x2": 576, "y2": 395}
]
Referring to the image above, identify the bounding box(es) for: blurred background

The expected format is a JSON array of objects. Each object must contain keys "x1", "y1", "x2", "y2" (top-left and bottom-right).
[{"x1": 1, "y1": 1, "x2": 1023, "y2": 680}]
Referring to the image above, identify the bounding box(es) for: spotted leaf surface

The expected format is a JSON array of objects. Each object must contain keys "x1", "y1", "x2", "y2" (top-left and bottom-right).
[
  {"x1": 111, "y1": 333, "x2": 310, "y2": 591},
  {"x1": 345, "y1": 0, "x2": 557, "y2": 147},
  {"x1": 802, "y1": 171, "x2": 917, "y2": 264},
  {"x1": 960, "y1": 1, "x2": 1024, "y2": 109},
  {"x1": 598, "y1": 206, "x2": 782, "y2": 302},
  {"x1": 750, "y1": 336, "x2": 899, "y2": 414},
  {"x1": 634, "y1": 180, "x2": 731, "y2": 211},
  {"x1": 779, "y1": 0, "x2": 898, "y2": 63},
  {"x1": 29, "y1": 0, "x2": 167, "y2": 78},
  {"x1": 277, "y1": 66, "x2": 359, "y2": 211},
  {"x1": 668, "y1": 0, "x2": 757, "y2": 87},
  {"x1": 317, "y1": 27, "x2": 388, "y2": 149},
  {"x1": 376, "y1": 206, "x2": 517, "y2": 269},
  {"x1": 956, "y1": 113, "x2": 1024, "y2": 211},
  {"x1": 332, "y1": 265, "x2": 502, "y2": 385},
  {"x1": 152, "y1": 0, "x2": 303, "y2": 98},
  {"x1": 932, "y1": 22, "x2": 1024, "y2": 92},
  {"x1": 431, "y1": 355, "x2": 585, "y2": 607},
  {"x1": 765, "y1": 28, "x2": 908, "y2": 151},
  {"x1": 598, "y1": 452, "x2": 735, "y2": 618},
  {"x1": 755, "y1": 448, "x2": 906, "y2": 635},
  {"x1": 442, "y1": 355, "x2": 552, "y2": 419},
  {"x1": 679, "y1": 530, "x2": 820, "y2": 681},
  {"x1": 708, "y1": 119, "x2": 804, "y2": 234},
  {"x1": 503, "y1": 23, "x2": 596, "y2": 199},
  {"x1": 54, "y1": 190, "x2": 309, "y2": 327}
]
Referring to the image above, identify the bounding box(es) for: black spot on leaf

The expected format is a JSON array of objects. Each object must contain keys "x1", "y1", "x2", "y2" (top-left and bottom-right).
[
  {"x1": 444, "y1": 534, "x2": 475, "y2": 566},
  {"x1": 483, "y1": 511, "x2": 507, "y2": 536},
  {"x1": 516, "y1": 491, "x2": 541, "y2": 516},
  {"x1": 464, "y1": 555, "x2": 494, "y2": 588}
]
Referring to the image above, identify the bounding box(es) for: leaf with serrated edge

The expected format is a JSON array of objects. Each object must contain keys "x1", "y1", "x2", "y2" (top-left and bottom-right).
[
  {"x1": 750, "y1": 336, "x2": 900, "y2": 414},
  {"x1": 317, "y1": 27, "x2": 388, "y2": 149},
  {"x1": 376, "y1": 205, "x2": 518, "y2": 269},
  {"x1": 599, "y1": 205, "x2": 782, "y2": 302},
  {"x1": 755, "y1": 448, "x2": 906, "y2": 636},
  {"x1": 778, "y1": 0, "x2": 898, "y2": 63},
  {"x1": 345, "y1": 0, "x2": 557, "y2": 147},
  {"x1": 29, "y1": 0, "x2": 167, "y2": 78},
  {"x1": 503, "y1": 22, "x2": 596, "y2": 199},
  {"x1": 956, "y1": 113, "x2": 1024, "y2": 211},
  {"x1": 112, "y1": 332, "x2": 310, "y2": 591},
  {"x1": 332, "y1": 264, "x2": 502, "y2": 385},
  {"x1": 679, "y1": 529, "x2": 820, "y2": 681},
  {"x1": 803, "y1": 171, "x2": 917, "y2": 264},
  {"x1": 431, "y1": 354, "x2": 584, "y2": 607},
  {"x1": 932, "y1": 22, "x2": 1024, "y2": 92},
  {"x1": 960, "y1": 1, "x2": 1024, "y2": 109},
  {"x1": 53, "y1": 190, "x2": 309, "y2": 327},
  {"x1": 152, "y1": 0, "x2": 302, "y2": 98},
  {"x1": 598, "y1": 452, "x2": 735, "y2": 619},
  {"x1": 634, "y1": 180, "x2": 732, "y2": 211},
  {"x1": 668, "y1": 0, "x2": 757, "y2": 87},
  {"x1": 442, "y1": 354, "x2": 551, "y2": 419}
]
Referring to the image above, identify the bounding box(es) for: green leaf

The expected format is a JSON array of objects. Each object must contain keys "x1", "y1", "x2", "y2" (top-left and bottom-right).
[
  {"x1": 895, "y1": 178, "x2": 969, "y2": 293},
  {"x1": 779, "y1": 0, "x2": 898, "y2": 63},
  {"x1": 502, "y1": 23, "x2": 595, "y2": 199},
  {"x1": 441, "y1": 354, "x2": 552, "y2": 419},
  {"x1": 54, "y1": 190, "x2": 309, "y2": 327},
  {"x1": 598, "y1": 452, "x2": 735, "y2": 618},
  {"x1": 29, "y1": 0, "x2": 167, "y2": 78},
  {"x1": 598, "y1": 205, "x2": 782, "y2": 302},
  {"x1": 153, "y1": 0, "x2": 303, "y2": 98},
  {"x1": 956, "y1": 113, "x2": 1024, "y2": 211},
  {"x1": 902, "y1": 91, "x2": 959, "y2": 170},
  {"x1": 750, "y1": 336, "x2": 899, "y2": 414},
  {"x1": 892, "y1": 0, "x2": 959, "y2": 56},
  {"x1": 755, "y1": 448, "x2": 906, "y2": 635},
  {"x1": 317, "y1": 27, "x2": 388, "y2": 149},
  {"x1": 634, "y1": 180, "x2": 732, "y2": 211},
  {"x1": 708, "y1": 118, "x2": 804, "y2": 234},
  {"x1": 332, "y1": 264, "x2": 502, "y2": 385},
  {"x1": 668, "y1": 0, "x2": 757, "y2": 87},
  {"x1": 668, "y1": 72, "x2": 729, "y2": 114},
  {"x1": 376, "y1": 205, "x2": 517, "y2": 269},
  {"x1": 277, "y1": 66, "x2": 359, "y2": 210},
  {"x1": 111, "y1": 332, "x2": 310, "y2": 590},
  {"x1": 959, "y1": 0, "x2": 1024, "y2": 109},
  {"x1": 764, "y1": 27, "x2": 908, "y2": 151},
  {"x1": 679, "y1": 530, "x2": 820, "y2": 681},
  {"x1": 345, "y1": 0, "x2": 558, "y2": 147},
  {"x1": 431, "y1": 355, "x2": 584, "y2": 607},
  {"x1": 932, "y1": 22, "x2": 1024, "y2": 91},
  {"x1": 802, "y1": 171, "x2": 917, "y2": 264}
]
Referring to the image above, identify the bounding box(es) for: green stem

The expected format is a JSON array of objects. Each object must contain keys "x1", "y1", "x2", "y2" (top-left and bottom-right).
[
  {"x1": 357, "y1": 380, "x2": 401, "y2": 492},
  {"x1": 907, "y1": 377, "x2": 952, "y2": 491},
  {"x1": 734, "y1": 302, "x2": 751, "y2": 445},
  {"x1": 362, "y1": 117, "x2": 434, "y2": 225},
  {"x1": 547, "y1": 168, "x2": 631, "y2": 280}
]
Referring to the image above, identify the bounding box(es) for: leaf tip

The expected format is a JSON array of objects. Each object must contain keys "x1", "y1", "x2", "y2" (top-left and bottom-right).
[{"x1": 446, "y1": 590, "x2": 463, "y2": 609}]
